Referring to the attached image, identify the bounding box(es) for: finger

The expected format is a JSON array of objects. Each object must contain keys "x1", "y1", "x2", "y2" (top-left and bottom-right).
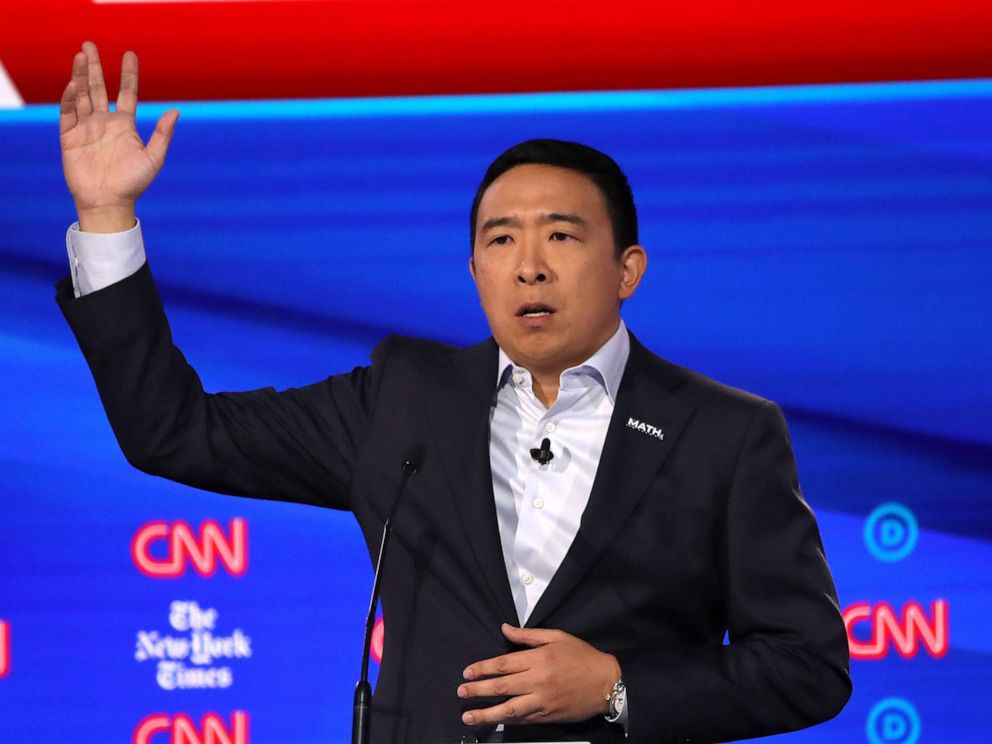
[
  {"x1": 82, "y1": 40, "x2": 109, "y2": 112},
  {"x1": 501, "y1": 623, "x2": 560, "y2": 647},
  {"x1": 59, "y1": 80, "x2": 78, "y2": 134},
  {"x1": 71, "y1": 50, "x2": 92, "y2": 118},
  {"x1": 462, "y1": 694, "x2": 546, "y2": 726},
  {"x1": 146, "y1": 109, "x2": 180, "y2": 170},
  {"x1": 458, "y1": 670, "x2": 532, "y2": 700},
  {"x1": 116, "y1": 50, "x2": 138, "y2": 116},
  {"x1": 463, "y1": 647, "x2": 535, "y2": 680}
]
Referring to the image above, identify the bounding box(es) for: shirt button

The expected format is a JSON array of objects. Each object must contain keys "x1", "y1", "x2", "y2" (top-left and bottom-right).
[
  {"x1": 532, "y1": 498, "x2": 544, "y2": 509},
  {"x1": 544, "y1": 422, "x2": 557, "y2": 433},
  {"x1": 512, "y1": 373, "x2": 525, "y2": 385},
  {"x1": 521, "y1": 572, "x2": 534, "y2": 586}
]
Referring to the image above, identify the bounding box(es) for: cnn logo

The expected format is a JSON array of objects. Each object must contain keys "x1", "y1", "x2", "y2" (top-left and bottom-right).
[
  {"x1": 133, "y1": 711, "x2": 248, "y2": 744},
  {"x1": 132, "y1": 519, "x2": 248, "y2": 578},
  {"x1": 843, "y1": 599, "x2": 948, "y2": 660}
]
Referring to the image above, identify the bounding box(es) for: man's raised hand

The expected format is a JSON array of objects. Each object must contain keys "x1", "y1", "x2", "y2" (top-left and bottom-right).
[{"x1": 60, "y1": 41, "x2": 179, "y2": 233}]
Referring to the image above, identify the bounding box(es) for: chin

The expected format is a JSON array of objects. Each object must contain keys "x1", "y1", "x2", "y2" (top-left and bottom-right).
[{"x1": 517, "y1": 344, "x2": 569, "y2": 370}]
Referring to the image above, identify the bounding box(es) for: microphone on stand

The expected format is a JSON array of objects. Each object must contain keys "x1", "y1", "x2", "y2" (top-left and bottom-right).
[
  {"x1": 352, "y1": 445, "x2": 424, "y2": 744},
  {"x1": 530, "y1": 437, "x2": 554, "y2": 466}
]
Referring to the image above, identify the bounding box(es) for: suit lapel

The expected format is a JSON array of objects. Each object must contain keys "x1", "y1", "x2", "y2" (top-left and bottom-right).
[
  {"x1": 426, "y1": 339, "x2": 520, "y2": 630},
  {"x1": 525, "y1": 334, "x2": 695, "y2": 628}
]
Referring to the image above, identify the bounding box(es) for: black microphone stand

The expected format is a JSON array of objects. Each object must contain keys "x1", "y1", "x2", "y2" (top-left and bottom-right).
[{"x1": 352, "y1": 453, "x2": 421, "y2": 744}]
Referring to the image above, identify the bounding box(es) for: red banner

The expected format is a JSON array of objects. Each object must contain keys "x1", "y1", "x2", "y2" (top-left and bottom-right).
[{"x1": 4, "y1": 0, "x2": 992, "y2": 103}]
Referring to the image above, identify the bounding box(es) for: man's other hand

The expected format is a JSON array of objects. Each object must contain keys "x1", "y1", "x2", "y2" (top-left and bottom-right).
[
  {"x1": 457, "y1": 623, "x2": 621, "y2": 726},
  {"x1": 60, "y1": 41, "x2": 179, "y2": 232}
]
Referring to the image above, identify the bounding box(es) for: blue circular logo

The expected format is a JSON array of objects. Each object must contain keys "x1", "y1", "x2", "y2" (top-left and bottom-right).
[
  {"x1": 864, "y1": 502, "x2": 918, "y2": 562},
  {"x1": 867, "y1": 697, "x2": 921, "y2": 744}
]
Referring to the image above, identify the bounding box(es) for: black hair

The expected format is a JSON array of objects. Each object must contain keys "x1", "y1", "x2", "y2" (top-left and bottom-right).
[{"x1": 470, "y1": 139, "x2": 638, "y2": 256}]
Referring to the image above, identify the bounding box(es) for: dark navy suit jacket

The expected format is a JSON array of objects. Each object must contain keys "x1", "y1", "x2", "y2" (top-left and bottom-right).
[{"x1": 58, "y1": 264, "x2": 851, "y2": 743}]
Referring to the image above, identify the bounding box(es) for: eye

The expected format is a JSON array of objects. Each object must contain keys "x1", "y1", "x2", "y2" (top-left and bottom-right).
[
  {"x1": 489, "y1": 234, "x2": 512, "y2": 246},
  {"x1": 549, "y1": 231, "x2": 575, "y2": 242}
]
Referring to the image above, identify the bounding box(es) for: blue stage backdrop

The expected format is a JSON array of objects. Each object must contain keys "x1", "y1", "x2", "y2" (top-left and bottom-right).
[{"x1": 1, "y1": 80, "x2": 990, "y2": 743}]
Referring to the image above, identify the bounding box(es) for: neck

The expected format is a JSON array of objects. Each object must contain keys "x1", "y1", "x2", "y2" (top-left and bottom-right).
[
  {"x1": 513, "y1": 319, "x2": 624, "y2": 408},
  {"x1": 531, "y1": 374, "x2": 560, "y2": 408}
]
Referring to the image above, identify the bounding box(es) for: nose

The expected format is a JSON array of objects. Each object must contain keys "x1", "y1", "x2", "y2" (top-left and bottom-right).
[{"x1": 515, "y1": 236, "x2": 551, "y2": 285}]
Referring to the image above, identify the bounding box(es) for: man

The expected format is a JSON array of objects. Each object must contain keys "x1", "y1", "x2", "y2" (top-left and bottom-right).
[{"x1": 57, "y1": 42, "x2": 851, "y2": 743}]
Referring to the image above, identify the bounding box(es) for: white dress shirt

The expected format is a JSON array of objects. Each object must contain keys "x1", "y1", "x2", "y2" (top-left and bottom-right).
[{"x1": 490, "y1": 323, "x2": 629, "y2": 625}]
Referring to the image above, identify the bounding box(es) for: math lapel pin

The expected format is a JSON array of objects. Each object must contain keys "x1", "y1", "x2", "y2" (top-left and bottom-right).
[{"x1": 626, "y1": 417, "x2": 664, "y2": 441}]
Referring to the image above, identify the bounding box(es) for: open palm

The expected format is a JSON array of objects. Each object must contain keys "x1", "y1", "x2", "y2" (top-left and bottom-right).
[{"x1": 60, "y1": 42, "x2": 178, "y2": 227}]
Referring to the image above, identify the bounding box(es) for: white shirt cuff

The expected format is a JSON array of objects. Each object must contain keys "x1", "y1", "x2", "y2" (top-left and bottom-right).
[{"x1": 66, "y1": 219, "x2": 146, "y2": 298}]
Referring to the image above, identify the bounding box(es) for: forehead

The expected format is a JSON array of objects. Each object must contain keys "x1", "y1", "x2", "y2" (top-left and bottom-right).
[{"x1": 476, "y1": 164, "x2": 609, "y2": 222}]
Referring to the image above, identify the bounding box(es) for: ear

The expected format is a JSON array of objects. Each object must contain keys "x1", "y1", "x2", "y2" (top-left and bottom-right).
[
  {"x1": 468, "y1": 255, "x2": 477, "y2": 282},
  {"x1": 618, "y1": 245, "x2": 647, "y2": 300}
]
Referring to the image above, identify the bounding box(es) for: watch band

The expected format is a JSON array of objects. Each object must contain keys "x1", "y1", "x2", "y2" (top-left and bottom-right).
[{"x1": 604, "y1": 677, "x2": 626, "y2": 723}]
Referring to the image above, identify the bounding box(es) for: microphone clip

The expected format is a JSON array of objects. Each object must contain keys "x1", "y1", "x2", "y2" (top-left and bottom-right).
[{"x1": 530, "y1": 437, "x2": 554, "y2": 466}]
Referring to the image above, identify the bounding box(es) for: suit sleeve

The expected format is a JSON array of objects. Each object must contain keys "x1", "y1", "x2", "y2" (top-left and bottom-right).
[
  {"x1": 618, "y1": 401, "x2": 851, "y2": 743},
  {"x1": 56, "y1": 262, "x2": 387, "y2": 509}
]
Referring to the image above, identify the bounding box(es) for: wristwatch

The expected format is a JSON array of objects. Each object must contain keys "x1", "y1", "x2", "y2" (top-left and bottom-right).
[{"x1": 604, "y1": 677, "x2": 626, "y2": 723}]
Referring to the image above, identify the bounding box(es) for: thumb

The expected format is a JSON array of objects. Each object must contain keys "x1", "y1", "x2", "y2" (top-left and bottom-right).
[
  {"x1": 501, "y1": 623, "x2": 557, "y2": 647},
  {"x1": 146, "y1": 108, "x2": 180, "y2": 169}
]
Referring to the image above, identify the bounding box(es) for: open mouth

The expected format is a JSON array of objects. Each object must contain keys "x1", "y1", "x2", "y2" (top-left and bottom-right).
[{"x1": 516, "y1": 303, "x2": 556, "y2": 318}]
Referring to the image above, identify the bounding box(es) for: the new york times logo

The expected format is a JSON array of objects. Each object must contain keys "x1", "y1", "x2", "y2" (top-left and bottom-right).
[{"x1": 135, "y1": 600, "x2": 252, "y2": 690}]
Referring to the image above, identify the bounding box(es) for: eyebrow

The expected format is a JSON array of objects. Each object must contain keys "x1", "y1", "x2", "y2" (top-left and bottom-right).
[
  {"x1": 545, "y1": 212, "x2": 588, "y2": 228},
  {"x1": 480, "y1": 212, "x2": 588, "y2": 233}
]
